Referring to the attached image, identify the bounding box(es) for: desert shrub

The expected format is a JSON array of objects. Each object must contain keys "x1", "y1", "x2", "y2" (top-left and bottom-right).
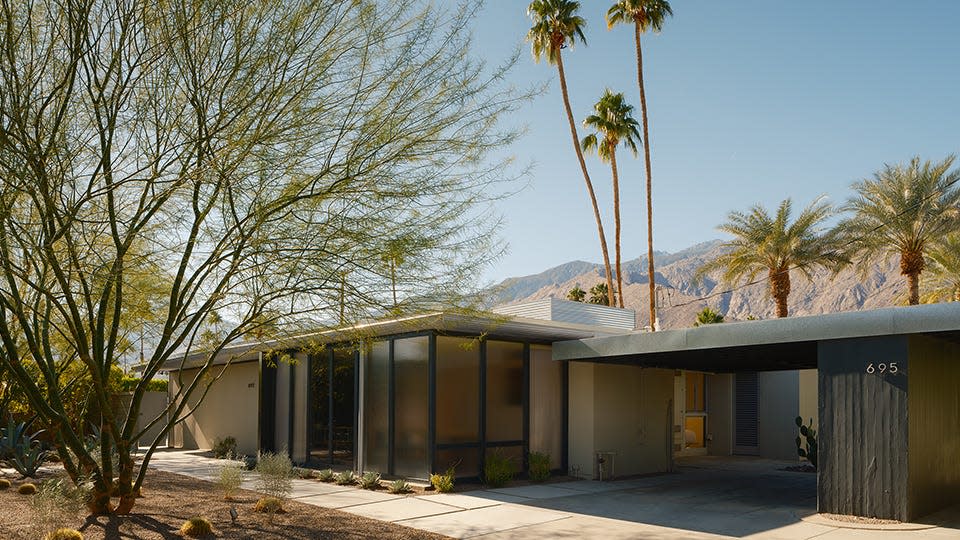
[
  {"x1": 317, "y1": 469, "x2": 335, "y2": 482},
  {"x1": 179, "y1": 516, "x2": 213, "y2": 538},
  {"x1": 212, "y1": 436, "x2": 238, "y2": 459},
  {"x1": 18, "y1": 482, "x2": 37, "y2": 494},
  {"x1": 294, "y1": 467, "x2": 316, "y2": 479},
  {"x1": 483, "y1": 451, "x2": 513, "y2": 488},
  {"x1": 334, "y1": 470, "x2": 356, "y2": 486},
  {"x1": 30, "y1": 477, "x2": 89, "y2": 536},
  {"x1": 358, "y1": 471, "x2": 381, "y2": 490},
  {"x1": 43, "y1": 528, "x2": 83, "y2": 540},
  {"x1": 388, "y1": 478, "x2": 411, "y2": 494},
  {"x1": 528, "y1": 452, "x2": 551, "y2": 482},
  {"x1": 0, "y1": 478, "x2": 10, "y2": 489},
  {"x1": 255, "y1": 450, "x2": 293, "y2": 501},
  {"x1": 795, "y1": 416, "x2": 818, "y2": 470},
  {"x1": 241, "y1": 454, "x2": 257, "y2": 470},
  {"x1": 217, "y1": 456, "x2": 246, "y2": 501},
  {"x1": 253, "y1": 496, "x2": 287, "y2": 514},
  {"x1": 429, "y1": 467, "x2": 455, "y2": 493}
]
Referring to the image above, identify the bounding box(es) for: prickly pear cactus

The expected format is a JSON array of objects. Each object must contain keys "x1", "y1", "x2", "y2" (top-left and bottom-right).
[{"x1": 794, "y1": 416, "x2": 818, "y2": 470}]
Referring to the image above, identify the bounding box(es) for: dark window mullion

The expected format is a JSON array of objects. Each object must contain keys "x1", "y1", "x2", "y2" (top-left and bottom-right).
[
  {"x1": 327, "y1": 347, "x2": 334, "y2": 464},
  {"x1": 428, "y1": 333, "x2": 437, "y2": 474},
  {"x1": 479, "y1": 340, "x2": 487, "y2": 472},
  {"x1": 388, "y1": 339, "x2": 395, "y2": 476}
]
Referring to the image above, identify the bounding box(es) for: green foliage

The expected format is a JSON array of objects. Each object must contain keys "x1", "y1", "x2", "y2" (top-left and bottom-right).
[
  {"x1": 334, "y1": 470, "x2": 357, "y2": 486},
  {"x1": 18, "y1": 482, "x2": 37, "y2": 495},
  {"x1": 0, "y1": 415, "x2": 43, "y2": 461},
  {"x1": 526, "y1": 0, "x2": 588, "y2": 65},
  {"x1": 255, "y1": 451, "x2": 293, "y2": 501},
  {"x1": 920, "y1": 233, "x2": 960, "y2": 303},
  {"x1": 179, "y1": 516, "x2": 213, "y2": 538},
  {"x1": 430, "y1": 467, "x2": 455, "y2": 493},
  {"x1": 117, "y1": 376, "x2": 167, "y2": 393},
  {"x1": 794, "y1": 416, "x2": 818, "y2": 470},
  {"x1": 388, "y1": 478, "x2": 412, "y2": 494},
  {"x1": 317, "y1": 469, "x2": 335, "y2": 482},
  {"x1": 44, "y1": 528, "x2": 84, "y2": 540},
  {"x1": 588, "y1": 283, "x2": 612, "y2": 305},
  {"x1": 567, "y1": 285, "x2": 586, "y2": 302},
  {"x1": 11, "y1": 444, "x2": 48, "y2": 478},
  {"x1": 359, "y1": 471, "x2": 381, "y2": 490},
  {"x1": 483, "y1": 451, "x2": 514, "y2": 488},
  {"x1": 216, "y1": 457, "x2": 246, "y2": 501},
  {"x1": 606, "y1": 0, "x2": 674, "y2": 33},
  {"x1": 581, "y1": 90, "x2": 641, "y2": 162},
  {"x1": 212, "y1": 437, "x2": 238, "y2": 459},
  {"x1": 31, "y1": 477, "x2": 90, "y2": 538},
  {"x1": 693, "y1": 307, "x2": 724, "y2": 327},
  {"x1": 295, "y1": 467, "x2": 317, "y2": 479},
  {"x1": 528, "y1": 452, "x2": 551, "y2": 482}
]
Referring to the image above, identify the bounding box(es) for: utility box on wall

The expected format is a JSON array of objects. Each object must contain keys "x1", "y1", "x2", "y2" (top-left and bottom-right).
[{"x1": 818, "y1": 334, "x2": 960, "y2": 521}]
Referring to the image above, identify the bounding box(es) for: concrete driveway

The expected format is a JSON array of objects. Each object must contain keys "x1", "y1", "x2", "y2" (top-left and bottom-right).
[{"x1": 150, "y1": 451, "x2": 960, "y2": 539}]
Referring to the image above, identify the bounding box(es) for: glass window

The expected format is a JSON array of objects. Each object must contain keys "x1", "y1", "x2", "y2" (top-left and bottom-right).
[
  {"x1": 393, "y1": 336, "x2": 429, "y2": 478},
  {"x1": 436, "y1": 447, "x2": 480, "y2": 478},
  {"x1": 331, "y1": 348, "x2": 355, "y2": 466},
  {"x1": 309, "y1": 352, "x2": 330, "y2": 462},
  {"x1": 363, "y1": 341, "x2": 389, "y2": 473},
  {"x1": 684, "y1": 416, "x2": 706, "y2": 448},
  {"x1": 686, "y1": 371, "x2": 706, "y2": 412},
  {"x1": 529, "y1": 345, "x2": 562, "y2": 468},
  {"x1": 436, "y1": 337, "x2": 480, "y2": 444},
  {"x1": 485, "y1": 341, "x2": 523, "y2": 442}
]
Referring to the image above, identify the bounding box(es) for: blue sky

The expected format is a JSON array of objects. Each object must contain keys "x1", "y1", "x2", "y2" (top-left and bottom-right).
[{"x1": 469, "y1": 1, "x2": 960, "y2": 284}]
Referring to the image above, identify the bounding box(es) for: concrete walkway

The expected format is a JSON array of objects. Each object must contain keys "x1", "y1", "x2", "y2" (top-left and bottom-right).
[{"x1": 149, "y1": 451, "x2": 960, "y2": 539}]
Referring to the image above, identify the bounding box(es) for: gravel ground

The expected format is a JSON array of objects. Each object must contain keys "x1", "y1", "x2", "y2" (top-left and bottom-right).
[{"x1": 0, "y1": 468, "x2": 450, "y2": 539}]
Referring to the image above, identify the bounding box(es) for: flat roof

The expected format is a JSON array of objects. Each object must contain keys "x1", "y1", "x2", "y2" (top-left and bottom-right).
[
  {"x1": 552, "y1": 303, "x2": 960, "y2": 372},
  {"x1": 162, "y1": 311, "x2": 630, "y2": 371}
]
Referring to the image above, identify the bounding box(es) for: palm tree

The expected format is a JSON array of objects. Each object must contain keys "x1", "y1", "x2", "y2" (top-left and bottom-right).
[
  {"x1": 581, "y1": 90, "x2": 641, "y2": 308},
  {"x1": 697, "y1": 198, "x2": 847, "y2": 318},
  {"x1": 693, "y1": 307, "x2": 724, "y2": 327},
  {"x1": 588, "y1": 282, "x2": 613, "y2": 305},
  {"x1": 839, "y1": 155, "x2": 960, "y2": 305},
  {"x1": 607, "y1": 0, "x2": 672, "y2": 328},
  {"x1": 567, "y1": 284, "x2": 587, "y2": 302},
  {"x1": 920, "y1": 234, "x2": 960, "y2": 303},
  {"x1": 527, "y1": 0, "x2": 616, "y2": 306}
]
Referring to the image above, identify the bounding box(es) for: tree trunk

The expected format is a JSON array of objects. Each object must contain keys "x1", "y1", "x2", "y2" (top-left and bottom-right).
[
  {"x1": 900, "y1": 249, "x2": 924, "y2": 305},
  {"x1": 555, "y1": 52, "x2": 616, "y2": 307},
  {"x1": 770, "y1": 266, "x2": 791, "y2": 318},
  {"x1": 87, "y1": 483, "x2": 115, "y2": 515},
  {"x1": 634, "y1": 23, "x2": 657, "y2": 329},
  {"x1": 610, "y1": 146, "x2": 624, "y2": 308}
]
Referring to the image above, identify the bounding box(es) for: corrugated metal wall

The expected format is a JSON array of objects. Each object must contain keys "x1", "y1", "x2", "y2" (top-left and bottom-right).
[
  {"x1": 493, "y1": 298, "x2": 635, "y2": 330},
  {"x1": 818, "y1": 336, "x2": 910, "y2": 520}
]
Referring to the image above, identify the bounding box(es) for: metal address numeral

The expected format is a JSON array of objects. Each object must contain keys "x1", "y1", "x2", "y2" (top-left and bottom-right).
[{"x1": 866, "y1": 362, "x2": 899, "y2": 374}]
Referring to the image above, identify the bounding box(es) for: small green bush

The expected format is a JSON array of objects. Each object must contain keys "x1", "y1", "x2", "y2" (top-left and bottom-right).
[
  {"x1": 317, "y1": 468, "x2": 335, "y2": 482},
  {"x1": 179, "y1": 516, "x2": 213, "y2": 537},
  {"x1": 43, "y1": 528, "x2": 83, "y2": 540},
  {"x1": 528, "y1": 452, "x2": 551, "y2": 482},
  {"x1": 430, "y1": 467, "x2": 455, "y2": 493},
  {"x1": 255, "y1": 450, "x2": 293, "y2": 501},
  {"x1": 388, "y1": 478, "x2": 411, "y2": 494},
  {"x1": 795, "y1": 416, "x2": 818, "y2": 470},
  {"x1": 358, "y1": 471, "x2": 381, "y2": 490},
  {"x1": 294, "y1": 467, "x2": 316, "y2": 479},
  {"x1": 334, "y1": 470, "x2": 356, "y2": 486},
  {"x1": 483, "y1": 451, "x2": 514, "y2": 488},
  {"x1": 18, "y1": 482, "x2": 37, "y2": 495},
  {"x1": 212, "y1": 436, "x2": 238, "y2": 459},
  {"x1": 0, "y1": 478, "x2": 10, "y2": 489},
  {"x1": 217, "y1": 457, "x2": 245, "y2": 501},
  {"x1": 253, "y1": 496, "x2": 286, "y2": 514}
]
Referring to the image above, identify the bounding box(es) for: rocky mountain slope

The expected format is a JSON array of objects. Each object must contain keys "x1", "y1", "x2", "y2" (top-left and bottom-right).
[{"x1": 491, "y1": 240, "x2": 905, "y2": 330}]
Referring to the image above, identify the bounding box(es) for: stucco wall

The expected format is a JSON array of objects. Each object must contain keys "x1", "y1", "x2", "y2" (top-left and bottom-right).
[
  {"x1": 798, "y1": 369, "x2": 818, "y2": 431},
  {"x1": 529, "y1": 345, "x2": 564, "y2": 469},
  {"x1": 759, "y1": 370, "x2": 800, "y2": 460},
  {"x1": 706, "y1": 374, "x2": 733, "y2": 456},
  {"x1": 908, "y1": 335, "x2": 960, "y2": 519},
  {"x1": 170, "y1": 362, "x2": 260, "y2": 456},
  {"x1": 568, "y1": 362, "x2": 595, "y2": 478},
  {"x1": 292, "y1": 351, "x2": 309, "y2": 463}
]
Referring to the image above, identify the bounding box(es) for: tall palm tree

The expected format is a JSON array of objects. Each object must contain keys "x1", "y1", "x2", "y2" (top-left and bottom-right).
[
  {"x1": 581, "y1": 90, "x2": 641, "y2": 308},
  {"x1": 920, "y1": 234, "x2": 960, "y2": 303},
  {"x1": 607, "y1": 0, "x2": 672, "y2": 327},
  {"x1": 839, "y1": 155, "x2": 960, "y2": 305},
  {"x1": 527, "y1": 0, "x2": 616, "y2": 306},
  {"x1": 696, "y1": 198, "x2": 847, "y2": 318}
]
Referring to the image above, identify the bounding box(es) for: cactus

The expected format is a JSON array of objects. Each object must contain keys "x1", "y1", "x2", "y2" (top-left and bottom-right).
[{"x1": 794, "y1": 416, "x2": 818, "y2": 470}]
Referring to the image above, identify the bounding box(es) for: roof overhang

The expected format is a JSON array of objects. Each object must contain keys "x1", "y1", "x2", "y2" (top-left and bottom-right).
[{"x1": 553, "y1": 303, "x2": 960, "y2": 373}]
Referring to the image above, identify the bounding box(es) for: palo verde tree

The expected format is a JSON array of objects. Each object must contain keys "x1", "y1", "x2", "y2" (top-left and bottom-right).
[
  {"x1": 839, "y1": 155, "x2": 960, "y2": 305},
  {"x1": 696, "y1": 197, "x2": 847, "y2": 318},
  {"x1": 581, "y1": 89, "x2": 641, "y2": 308},
  {"x1": 0, "y1": 0, "x2": 522, "y2": 514}
]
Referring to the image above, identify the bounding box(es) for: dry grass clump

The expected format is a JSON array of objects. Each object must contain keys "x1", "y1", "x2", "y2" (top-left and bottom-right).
[
  {"x1": 179, "y1": 516, "x2": 213, "y2": 537},
  {"x1": 43, "y1": 528, "x2": 83, "y2": 540}
]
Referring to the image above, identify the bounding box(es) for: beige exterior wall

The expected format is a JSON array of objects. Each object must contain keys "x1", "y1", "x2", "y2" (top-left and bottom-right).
[
  {"x1": 568, "y1": 362, "x2": 673, "y2": 479},
  {"x1": 169, "y1": 361, "x2": 260, "y2": 455},
  {"x1": 292, "y1": 351, "x2": 309, "y2": 463},
  {"x1": 798, "y1": 369, "x2": 818, "y2": 430},
  {"x1": 529, "y1": 345, "x2": 564, "y2": 469}
]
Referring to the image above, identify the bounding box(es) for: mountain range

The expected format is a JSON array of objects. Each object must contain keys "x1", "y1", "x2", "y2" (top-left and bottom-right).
[{"x1": 490, "y1": 240, "x2": 905, "y2": 330}]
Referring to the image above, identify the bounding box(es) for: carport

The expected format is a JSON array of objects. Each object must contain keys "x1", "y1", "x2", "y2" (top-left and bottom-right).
[{"x1": 553, "y1": 302, "x2": 960, "y2": 522}]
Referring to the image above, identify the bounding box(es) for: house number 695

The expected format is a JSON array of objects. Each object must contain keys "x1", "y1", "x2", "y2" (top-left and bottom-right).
[{"x1": 866, "y1": 362, "x2": 898, "y2": 374}]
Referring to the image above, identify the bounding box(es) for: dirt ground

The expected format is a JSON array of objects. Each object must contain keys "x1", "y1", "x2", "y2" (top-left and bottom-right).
[{"x1": 0, "y1": 468, "x2": 450, "y2": 539}]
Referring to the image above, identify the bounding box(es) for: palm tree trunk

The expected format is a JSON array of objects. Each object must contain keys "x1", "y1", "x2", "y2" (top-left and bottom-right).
[
  {"x1": 634, "y1": 23, "x2": 656, "y2": 329},
  {"x1": 770, "y1": 266, "x2": 791, "y2": 318},
  {"x1": 907, "y1": 272, "x2": 921, "y2": 305},
  {"x1": 556, "y1": 52, "x2": 616, "y2": 307},
  {"x1": 900, "y1": 249, "x2": 924, "y2": 305},
  {"x1": 610, "y1": 147, "x2": 624, "y2": 308}
]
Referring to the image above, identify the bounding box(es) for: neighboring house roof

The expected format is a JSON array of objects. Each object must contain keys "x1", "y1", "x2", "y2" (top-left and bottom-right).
[
  {"x1": 553, "y1": 302, "x2": 960, "y2": 373},
  {"x1": 161, "y1": 309, "x2": 633, "y2": 372}
]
